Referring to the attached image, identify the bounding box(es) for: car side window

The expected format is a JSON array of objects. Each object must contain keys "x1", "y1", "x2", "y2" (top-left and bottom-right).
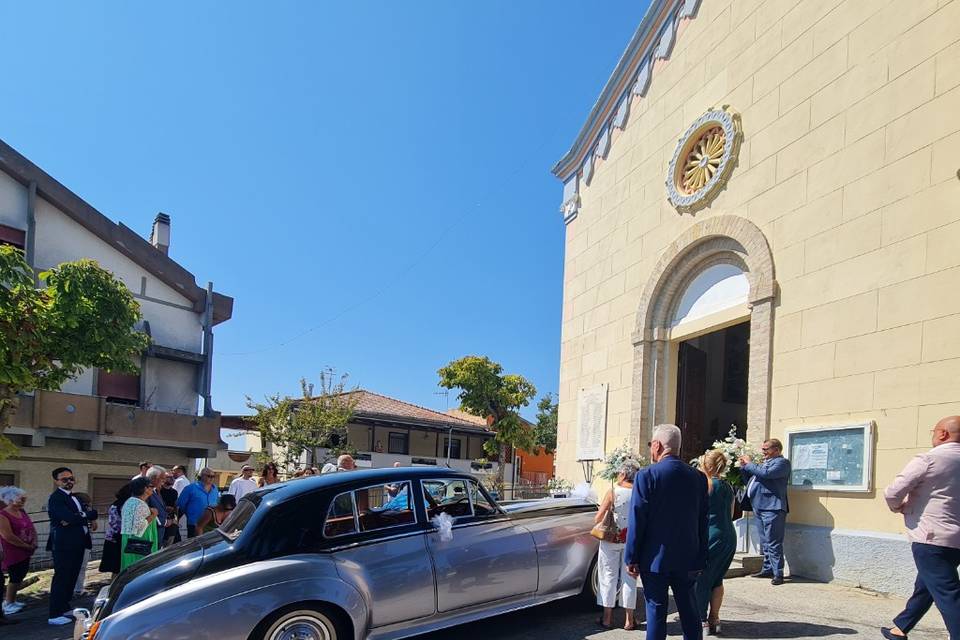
[
  {"x1": 470, "y1": 480, "x2": 499, "y2": 517},
  {"x1": 423, "y1": 479, "x2": 472, "y2": 519},
  {"x1": 356, "y1": 482, "x2": 416, "y2": 532},
  {"x1": 324, "y1": 491, "x2": 356, "y2": 537},
  {"x1": 324, "y1": 482, "x2": 417, "y2": 538}
]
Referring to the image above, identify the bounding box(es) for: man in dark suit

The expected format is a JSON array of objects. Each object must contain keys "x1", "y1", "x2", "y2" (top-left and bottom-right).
[
  {"x1": 626, "y1": 424, "x2": 708, "y2": 640},
  {"x1": 740, "y1": 438, "x2": 791, "y2": 585},
  {"x1": 46, "y1": 467, "x2": 98, "y2": 626}
]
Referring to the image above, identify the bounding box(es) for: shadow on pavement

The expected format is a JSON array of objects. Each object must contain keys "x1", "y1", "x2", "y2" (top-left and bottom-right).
[{"x1": 714, "y1": 620, "x2": 858, "y2": 638}]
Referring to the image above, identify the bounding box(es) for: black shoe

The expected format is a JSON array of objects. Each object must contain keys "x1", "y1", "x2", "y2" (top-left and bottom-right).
[
  {"x1": 881, "y1": 627, "x2": 907, "y2": 640},
  {"x1": 771, "y1": 576, "x2": 784, "y2": 585},
  {"x1": 751, "y1": 571, "x2": 773, "y2": 578}
]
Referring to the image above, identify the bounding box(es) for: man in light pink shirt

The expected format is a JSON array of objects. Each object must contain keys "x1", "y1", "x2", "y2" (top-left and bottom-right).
[{"x1": 882, "y1": 415, "x2": 960, "y2": 640}]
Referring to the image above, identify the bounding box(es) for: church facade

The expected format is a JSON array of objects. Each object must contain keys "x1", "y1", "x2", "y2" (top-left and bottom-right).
[{"x1": 552, "y1": 0, "x2": 960, "y2": 595}]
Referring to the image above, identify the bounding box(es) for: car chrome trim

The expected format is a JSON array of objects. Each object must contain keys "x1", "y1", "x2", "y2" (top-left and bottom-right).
[
  {"x1": 367, "y1": 587, "x2": 583, "y2": 640},
  {"x1": 324, "y1": 527, "x2": 427, "y2": 552}
]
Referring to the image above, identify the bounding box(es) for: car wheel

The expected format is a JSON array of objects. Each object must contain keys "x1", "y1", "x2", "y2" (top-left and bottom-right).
[
  {"x1": 260, "y1": 607, "x2": 345, "y2": 640},
  {"x1": 580, "y1": 556, "x2": 599, "y2": 603}
]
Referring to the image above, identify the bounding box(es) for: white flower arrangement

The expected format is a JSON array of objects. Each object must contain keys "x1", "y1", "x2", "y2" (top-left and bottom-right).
[
  {"x1": 546, "y1": 477, "x2": 572, "y2": 494},
  {"x1": 597, "y1": 442, "x2": 646, "y2": 482},
  {"x1": 692, "y1": 425, "x2": 761, "y2": 489}
]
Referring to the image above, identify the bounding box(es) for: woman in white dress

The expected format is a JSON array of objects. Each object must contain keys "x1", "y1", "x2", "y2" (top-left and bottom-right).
[{"x1": 595, "y1": 458, "x2": 642, "y2": 630}]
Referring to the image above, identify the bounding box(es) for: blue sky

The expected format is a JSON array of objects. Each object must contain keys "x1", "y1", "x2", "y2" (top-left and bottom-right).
[{"x1": 1, "y1": 2, "x2": 649, "y2": 419}]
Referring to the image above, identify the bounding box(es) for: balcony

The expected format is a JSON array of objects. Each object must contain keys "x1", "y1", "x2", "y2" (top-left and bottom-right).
[{"x1": 8, "y1": 390, "x2": 223, "y2": 456}]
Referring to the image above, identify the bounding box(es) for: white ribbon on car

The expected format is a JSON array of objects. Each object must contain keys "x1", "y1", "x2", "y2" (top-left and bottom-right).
[{"x1": 431, "y1": 512, "x2": 454, "y2": 542}]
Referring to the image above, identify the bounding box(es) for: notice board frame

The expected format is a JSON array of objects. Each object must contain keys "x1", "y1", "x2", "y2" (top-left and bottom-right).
[{"x1": 784, "y1": 422, "x2": 874, "y2": 493}]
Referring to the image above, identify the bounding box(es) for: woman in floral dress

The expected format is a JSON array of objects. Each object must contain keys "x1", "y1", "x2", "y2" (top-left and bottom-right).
[{"x1": 120, "y1": 477, "x2": 158, "y2": 571}]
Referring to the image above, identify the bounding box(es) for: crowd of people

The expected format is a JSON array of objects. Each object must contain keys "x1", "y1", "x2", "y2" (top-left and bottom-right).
[
  {"x1": 593, "y1": 418, "x2": 959, "y2": 640},
  {"x1": 0, "y1": 453, "x2": 362, "y2": 627},
  {"x1": 1, "y1": 423, "x2": 953, "y2": 636}
]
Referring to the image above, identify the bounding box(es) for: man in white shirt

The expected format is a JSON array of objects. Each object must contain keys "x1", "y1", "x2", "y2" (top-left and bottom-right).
[
  {"x1": 171, "y1": 465, "x2": 190, "y2": 495},
  {"x1": 170, "y1": 465, "x2": 191, "y2": 541},
  {"x1": 227, "y1": 465, "x2": 258, "y2": 501}
]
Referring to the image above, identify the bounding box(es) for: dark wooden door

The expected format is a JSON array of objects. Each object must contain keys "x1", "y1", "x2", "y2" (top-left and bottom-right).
[{"x1": 676, "y1": 342, "x2": 708, "y2": 461}]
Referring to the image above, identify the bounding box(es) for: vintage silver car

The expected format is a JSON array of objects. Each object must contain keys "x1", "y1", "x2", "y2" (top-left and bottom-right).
[{"x1": 76, "y1": 467, "x2": 599, "y2": 640}]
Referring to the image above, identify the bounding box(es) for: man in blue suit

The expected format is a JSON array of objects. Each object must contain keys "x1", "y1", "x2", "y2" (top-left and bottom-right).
[
  {"x1": 46, "y1": 467, "x2": 98, "y2": 625},
  {"x1": 626, "y1": 424, "x2": 708, "y2": 640},
  {"x1": 740, "y1": 438, "x2": 791, "y2": 585}
]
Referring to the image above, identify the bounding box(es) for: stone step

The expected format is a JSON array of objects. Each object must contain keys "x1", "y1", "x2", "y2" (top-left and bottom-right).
[{"x1": 725, "y1": 552, "x2": 763, "y2": 578}]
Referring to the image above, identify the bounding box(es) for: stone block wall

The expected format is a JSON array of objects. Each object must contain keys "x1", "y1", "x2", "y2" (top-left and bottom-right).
[{"x1": 557, "y1": 0, "x2": 960, "y2": 546}]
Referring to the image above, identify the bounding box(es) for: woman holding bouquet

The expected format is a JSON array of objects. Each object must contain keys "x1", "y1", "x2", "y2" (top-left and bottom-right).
[
  {"x1": 594, "y1": 458, "x2": 642, "y2": 630},
  {"x1": 696, "y1": 449, "x2": 738, "y2": 635}
]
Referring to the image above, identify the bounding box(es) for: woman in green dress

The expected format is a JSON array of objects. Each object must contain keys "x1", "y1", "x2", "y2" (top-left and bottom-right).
[
  {"x1": 695, "y1": 449, "x2": 738, "y2": 636},
  {"x1": 120, "y1": 477, "x2": 159, "y2": 571}
]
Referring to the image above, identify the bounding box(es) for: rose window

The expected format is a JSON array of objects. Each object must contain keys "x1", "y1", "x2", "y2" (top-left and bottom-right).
[
  {"x1": 679, "y1": 126, "x2": 725, "y2": 194},
  {"x1": 666, "y1": 107, "x2": 742, "y2": 213}
]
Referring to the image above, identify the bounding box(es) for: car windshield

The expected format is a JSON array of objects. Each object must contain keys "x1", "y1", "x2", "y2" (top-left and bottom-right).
[{"x1": 217, "y1": 494, "x2": 261, "y2": 540}]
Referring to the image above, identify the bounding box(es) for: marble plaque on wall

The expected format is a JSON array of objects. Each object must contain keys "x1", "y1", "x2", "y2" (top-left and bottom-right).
[{"x1": 576, "y1": 383, "x2": 608, "y2": 461}]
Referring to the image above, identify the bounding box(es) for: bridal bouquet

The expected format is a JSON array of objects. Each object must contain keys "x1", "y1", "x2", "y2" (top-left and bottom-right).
[
  {"x1": 695, "y1": 426, "x2": 761, "y2": 489},
  {"x1": 597, "y1": 442, "x2": 645, "y2": 482}
]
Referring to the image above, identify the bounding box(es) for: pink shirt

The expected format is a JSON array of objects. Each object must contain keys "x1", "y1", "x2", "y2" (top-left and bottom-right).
[
  {"x1": 0, "y1": 509, "x2": 37, "y2": 569},
  {"x1": 884, "y1": 442, "x2": 960, "y2": 549}
]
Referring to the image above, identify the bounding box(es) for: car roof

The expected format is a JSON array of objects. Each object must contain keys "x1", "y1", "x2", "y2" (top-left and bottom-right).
[{"x1": 252, "y1": 465, "x2": 469, "y2": 503}]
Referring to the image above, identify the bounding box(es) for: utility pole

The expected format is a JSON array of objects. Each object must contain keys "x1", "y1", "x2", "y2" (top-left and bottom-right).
[{"x1": 434, "y1": 390, "x2": 453, "y2": 466}]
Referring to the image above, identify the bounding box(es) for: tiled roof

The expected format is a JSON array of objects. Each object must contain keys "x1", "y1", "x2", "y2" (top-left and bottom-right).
[
  {"x1": 346, "y1": 391, "x2": 492, "y2": 434},
  {"x1": 445, "y1": 409, "x2": 489, "y2": 426}
]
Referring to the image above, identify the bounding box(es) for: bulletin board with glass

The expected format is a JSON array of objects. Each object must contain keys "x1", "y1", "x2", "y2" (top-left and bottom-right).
[{"x1": 785, "y1": 422, "x2": 874, "y2": 492}]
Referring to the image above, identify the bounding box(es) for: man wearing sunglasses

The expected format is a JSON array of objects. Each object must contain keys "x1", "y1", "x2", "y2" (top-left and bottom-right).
[
  {"x1": 739, "y1": 439, "x2": 791, "y2": 586},
  {"x1": 46, "y1": 467, "x2": 98, "y2": 626},
  {"x1": 176, "y1": 467, "x2": 220, "y2": 538}
]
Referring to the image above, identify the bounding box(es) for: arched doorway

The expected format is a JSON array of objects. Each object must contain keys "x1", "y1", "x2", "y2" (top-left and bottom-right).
[{"x1": 630, "y1": 216, "x2": 776, "y2": 459}]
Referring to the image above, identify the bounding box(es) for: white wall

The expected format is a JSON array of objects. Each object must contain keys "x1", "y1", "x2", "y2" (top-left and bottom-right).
[
  {"x1": 143, "y1": 358, "x2": 198, "y2": 414},
  {"x1": 59, "y1": 367, "x2": 95, "y2": 396},
  {"x1": 33, "y1": 198, "x2": 192, "y2": 307},
  {"x1": 1, "y1": 173, "x2": 206, "y2": 414},
  {"x1": 138, "y1": 298, "x2": 203, "y2": 352},
  {"x1": 0, "y1": 170, "x2": 28, "y2": 229}
]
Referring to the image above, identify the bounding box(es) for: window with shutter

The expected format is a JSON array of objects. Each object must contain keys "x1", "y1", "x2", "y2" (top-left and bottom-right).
[
  {"x1": 0, "y1": 224, "x2": 25, "y2": 250},
  {"x1": 97, "y1": 370, "x2": 140, "y2": 405}
]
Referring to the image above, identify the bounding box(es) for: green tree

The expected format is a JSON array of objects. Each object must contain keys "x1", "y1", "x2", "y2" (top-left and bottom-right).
[
  {"x1": 246, "y1": 369, "x2": 359, "y2": 473},
  {"x1": 438, "y1": 355, "x2": 536, "y2": 492},
  {"x1": 533, "y1": 393, "x2": 558, "y2": 455},
  {"x1": 0, "y1": 246, "x2": 149, "y2": 460}
]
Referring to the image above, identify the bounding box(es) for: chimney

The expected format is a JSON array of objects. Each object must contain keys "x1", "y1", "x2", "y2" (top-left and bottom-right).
[{"x1": 150, "y1": 213, "x2": 171, "y2": 255}]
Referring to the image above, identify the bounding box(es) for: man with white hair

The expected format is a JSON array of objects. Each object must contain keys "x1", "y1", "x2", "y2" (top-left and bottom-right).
[
  {"x1": 144, "y1": 466, "x2": 171, "y2": 546},
  {"x1": 626, "y1": 424, "x2": 708, "y2": 640},
  {"x1": 337, "y1": 454, "x2": 356, "y2": 471}
]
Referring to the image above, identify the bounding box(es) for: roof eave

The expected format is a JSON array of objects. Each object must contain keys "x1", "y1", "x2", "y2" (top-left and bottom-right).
[
  {"x1": 551, "y1": 0, "x2": 673, "y2": 182},
  {"x1": 0, "y1": 137, "x2": 233, "y2": 320},
  {"x1": 353, "y1": 411, "x2": 491, "y2": 435}
]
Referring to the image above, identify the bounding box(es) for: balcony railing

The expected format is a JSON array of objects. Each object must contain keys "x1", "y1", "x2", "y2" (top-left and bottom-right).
[{"x1": 10, "y1": 390, "x2": 222, "y2": 447}]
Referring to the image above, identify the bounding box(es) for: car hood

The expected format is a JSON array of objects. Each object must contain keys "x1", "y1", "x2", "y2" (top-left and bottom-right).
[{"x1": 101, "y1": 532, "x2": 234, "y2": 618}]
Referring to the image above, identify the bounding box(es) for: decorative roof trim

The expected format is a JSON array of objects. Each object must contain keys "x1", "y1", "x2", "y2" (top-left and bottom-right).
[{"x1": 553, "y1": 0, "x2": 702, "y2": 223}]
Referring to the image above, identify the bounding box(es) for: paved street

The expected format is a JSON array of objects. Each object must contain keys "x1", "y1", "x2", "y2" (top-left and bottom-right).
[
  {"x1": 415, "y1": 578, "x2": 948, "y2": 640},
  {"x1": 11, "y1": 569, "x2": 948, "y2": 639}
]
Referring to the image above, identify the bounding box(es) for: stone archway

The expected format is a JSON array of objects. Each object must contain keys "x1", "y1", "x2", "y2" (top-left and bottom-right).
[{"x1": 630, "y1": 215, "x2": 776, "y2": 451}]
